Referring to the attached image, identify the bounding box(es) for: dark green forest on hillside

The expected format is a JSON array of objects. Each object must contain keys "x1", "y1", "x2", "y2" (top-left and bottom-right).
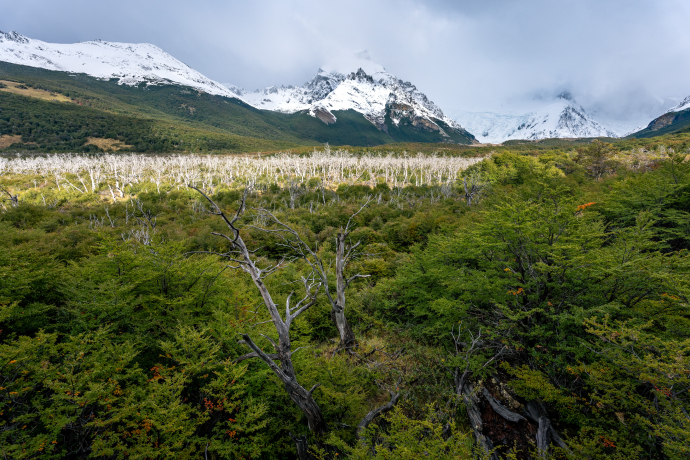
[
  {"x1": 0, "y1": 62, "x2": 474, "y2": 153},
  {"x1": 1, "y1": 141, "x2": 689, "y2": 459},
  {"x1": 630, "y1": 109, "x2": 690, "y2": 139}
]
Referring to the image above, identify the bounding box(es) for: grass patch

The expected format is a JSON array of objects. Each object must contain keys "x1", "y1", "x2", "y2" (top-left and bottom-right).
[
  {"x1": 0, "y1": 135, "x2": 22, "y2": 149},
  {"x1": 0, "y1": 79, "x2": 73, "y2": 103},
  {"x1": 83, "y1": 137, "x2": 134, "y2": 151}
]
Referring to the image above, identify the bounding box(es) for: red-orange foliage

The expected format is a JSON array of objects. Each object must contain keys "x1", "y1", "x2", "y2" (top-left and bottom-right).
[{"x1": 576, "y1": 202, "x2": 596, "y2": 211}]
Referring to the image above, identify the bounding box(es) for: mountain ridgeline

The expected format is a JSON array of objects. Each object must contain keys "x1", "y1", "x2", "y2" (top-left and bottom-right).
[
  {"x1": 1, "y1": 30, "x2": 689, "y2": 151},
  {"x1": 0, "y1": 32, "x2": 475, "y2": 152},
  {"x1": 627, "y1": 96, "x2": 690, "y2": 139},
  {"x1": 454, "y1": 93, "x2": 619, "y2": 144}
]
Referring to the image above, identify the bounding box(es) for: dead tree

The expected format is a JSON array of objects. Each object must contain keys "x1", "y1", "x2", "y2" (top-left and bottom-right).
[
  {"x1": 191, "y1": 188, "x2": 404, "y2": 459},
  {"x1": 286, "y1": 179, "x2": 304, "y2": 209},
  {"x1": 253, "y1": 199, "x2": 372, "y2": 347},
  {"x1": 189, "y1": 186, "x2": 328, "y2": 440},
  {"x1": 462, "y1": 172, "x2": 487, "y2": 206},
  {"x1": 1, "y1": 187, "x2": 18, "y2": 208},
  {"x1": 356, "y1": 378, "x2": 402, "y2": 439},
  {"x1": 450, "y1": 325, "x2": 569, "y2": 459}
]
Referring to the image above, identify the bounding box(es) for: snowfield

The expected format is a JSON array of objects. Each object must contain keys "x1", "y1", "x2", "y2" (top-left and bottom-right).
[
  {"x1": 453, "y1": 94, "x2": 618, "y2": 144},
  {"x1": 668, "y1": 95, "x2": 690, "y2": 114},
  {"x1": 0, "y1": 31, "x2": 242, "y2": 99}
]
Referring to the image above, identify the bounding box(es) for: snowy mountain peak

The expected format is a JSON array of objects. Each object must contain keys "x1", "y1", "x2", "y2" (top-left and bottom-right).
[
  {"x1": 0, "y1": 31, "x2": 30, "y2": 44},
  {"x1": 668, "y1": 95, "x2": 690, "y2": 113},
  {"x1": 241, "y1": 57, "x2": 468, "y2": 138},
  {"x1": 454, "y1": 95, "x2": 618, "y2": 144},
  {"x1": 0, "y1": 31, "x2": 242, "y2": 99}
]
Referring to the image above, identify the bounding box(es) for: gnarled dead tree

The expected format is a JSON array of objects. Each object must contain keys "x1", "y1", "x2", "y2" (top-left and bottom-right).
[
  {"x1": 1, "y1": 186, "x2": 18, "y2": 209},
  {"x1": 191, "y1": 188, "x2": 401, "y2": 459},
  {"x1": 356, "y1": 378, "x2": 402, "y2": 439},
  {"x1": 252, "y1": 199, "x2": 372, "y2": 348},
  {"x1": 189, "y1": 186, "x2": 328, "y2": 443},
  {"x1": 462, "y1": 172, "x2": 488, "y2": 206},
  {"x1": 450, "y1": 324, "x2": 569, "y2": 459}
]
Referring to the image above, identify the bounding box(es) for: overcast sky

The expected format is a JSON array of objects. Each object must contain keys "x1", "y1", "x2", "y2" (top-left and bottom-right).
[{"x1": 3, "y1": 0, "x2": 690, "y2": 126}]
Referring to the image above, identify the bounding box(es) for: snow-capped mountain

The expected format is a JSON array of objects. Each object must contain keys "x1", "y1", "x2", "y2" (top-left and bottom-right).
[
  {"x1": 235, "y1": 53, "x2": 470, "y2": 138},
  {"x1": 0, "y1": 32, "x2": 471, "y2": 142},
  {"x1": 667, "y1": 95, "x2": 690, "y2": 114},
  {"x1": 454, "y1": 93, "x2": 618, "y2": 143},
  {"x1": 626, "y1": 93, "x2": 690, "y2": 138},
  {"x1": 0, "y1": 31, "x2": 241, "y2": 98}
]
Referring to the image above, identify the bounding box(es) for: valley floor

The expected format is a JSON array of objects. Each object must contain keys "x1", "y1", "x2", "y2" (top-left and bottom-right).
[{"x1": 1, "y1": 143, "x2": 689, "y2": 459}]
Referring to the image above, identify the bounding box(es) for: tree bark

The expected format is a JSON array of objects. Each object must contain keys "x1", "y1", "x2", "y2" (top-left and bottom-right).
[
  {"x1": 526, "y1": 400, "x2": 569, "y2": 452},
  {"x1": 460, "y1": 383, "x2": 499, "y2": 460},
  {"x1": 356, "y1": 391, "x2": 400, "y2": 439},
  {"x1": 481, "y1": 387, "x2": 525, "y2": 423},
  {"x1": 290, "y1": 433, "x2": 311, "y2": 460},
  {"x1": 536, "y1": 417, "x2": 551, "y2": 458},
  {"x1": 334, "y1": 231, "x2": 356, "y2": 347},
  {"x1": 191, "y1": 187, "x2": 329, "y2": 440}
]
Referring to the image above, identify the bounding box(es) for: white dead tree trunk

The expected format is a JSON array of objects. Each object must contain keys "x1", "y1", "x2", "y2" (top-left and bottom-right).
[
  {"x1": 1, "y1": 187, "x2": 19, "y2": 208},
  {"x1": 189, "y1": 186, "x2": 328, "y2": 455},
  {"x1": 463, "y1": 172, "x2": 488, "y2": 206},
  {"x1": 253, "y1": 198, "x2": 372, "y2": 348}
]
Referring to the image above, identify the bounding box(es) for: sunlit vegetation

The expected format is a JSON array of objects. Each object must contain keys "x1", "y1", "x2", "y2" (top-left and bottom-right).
[
  {"x1": 1, "y1": 141, "x2": 689, "y2": 459},
  {"x1": 0, "y1": 79, "x2": 74, "y2": 103}
]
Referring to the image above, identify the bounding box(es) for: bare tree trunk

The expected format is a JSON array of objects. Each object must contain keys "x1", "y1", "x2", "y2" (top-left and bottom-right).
[
  {"x1": 460, "y1": 383, "x2": 499, "y2": 460},
  {"x1": 290, "y1": 433, "x2": 311, "y2": 460},
  {"x1": 242, "y1": 330, "x2": 327, "y2": 435},
  {"x1": 190, "y1": 187, "x2": 328, "y2": 439},
  {"x1": 536, "y1": 417, "x2": 551, "y2": 458},
  {"x1": 334, "y1": 231, "x2": 356, "y2": 347},
  {"x1": 253, "y1": 199, "x2": 372, "y2": 349},
  {"x1": 356, "y1": 390, "x2": 400, "y2": 438}
]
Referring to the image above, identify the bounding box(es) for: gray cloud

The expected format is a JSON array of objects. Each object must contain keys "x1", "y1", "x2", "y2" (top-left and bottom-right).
[{"x1": 2, "y1": 0, "x2": 690, "y2": 128}]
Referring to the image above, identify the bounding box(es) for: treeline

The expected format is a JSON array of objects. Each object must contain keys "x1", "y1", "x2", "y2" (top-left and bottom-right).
[{"x1": 0, "y1": 144, "x2": 688, "y2": 459}]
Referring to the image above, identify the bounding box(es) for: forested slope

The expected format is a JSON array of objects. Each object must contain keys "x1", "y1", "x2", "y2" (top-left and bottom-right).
[{"x1": 0, "y1": 62, "x2": 473, "y2": 152}]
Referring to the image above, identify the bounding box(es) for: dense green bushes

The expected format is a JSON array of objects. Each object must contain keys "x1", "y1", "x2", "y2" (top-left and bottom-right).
[
  {"x1": 1, "y1": 147, "x2": 689, "y2": 458},
  {"x1": 374, "y1": 152, "x2": 690, "y2": 458}
]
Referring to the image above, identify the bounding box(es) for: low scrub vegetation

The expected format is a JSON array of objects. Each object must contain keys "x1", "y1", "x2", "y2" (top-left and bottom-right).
[{"x1": 1, "y1": 144, "x2": 688, "y2": 459}]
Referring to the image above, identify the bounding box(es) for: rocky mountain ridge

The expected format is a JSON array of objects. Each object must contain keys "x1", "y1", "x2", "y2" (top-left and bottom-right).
[
  {"x1": 667, "y1": 95, "x2": 690, "y2": 114},
  {"x1": 236, "y1": 57, "x2": 473, "y2": 141},
  {"x1": 0, "y1": 32, "x2": 472, "y2": 142},
  {"x1": 5, "y1": 30, "x2": 684, "y2": 144},
  {"x1": 626, "y1": 94, "x2": 690, "y2": 138}
]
